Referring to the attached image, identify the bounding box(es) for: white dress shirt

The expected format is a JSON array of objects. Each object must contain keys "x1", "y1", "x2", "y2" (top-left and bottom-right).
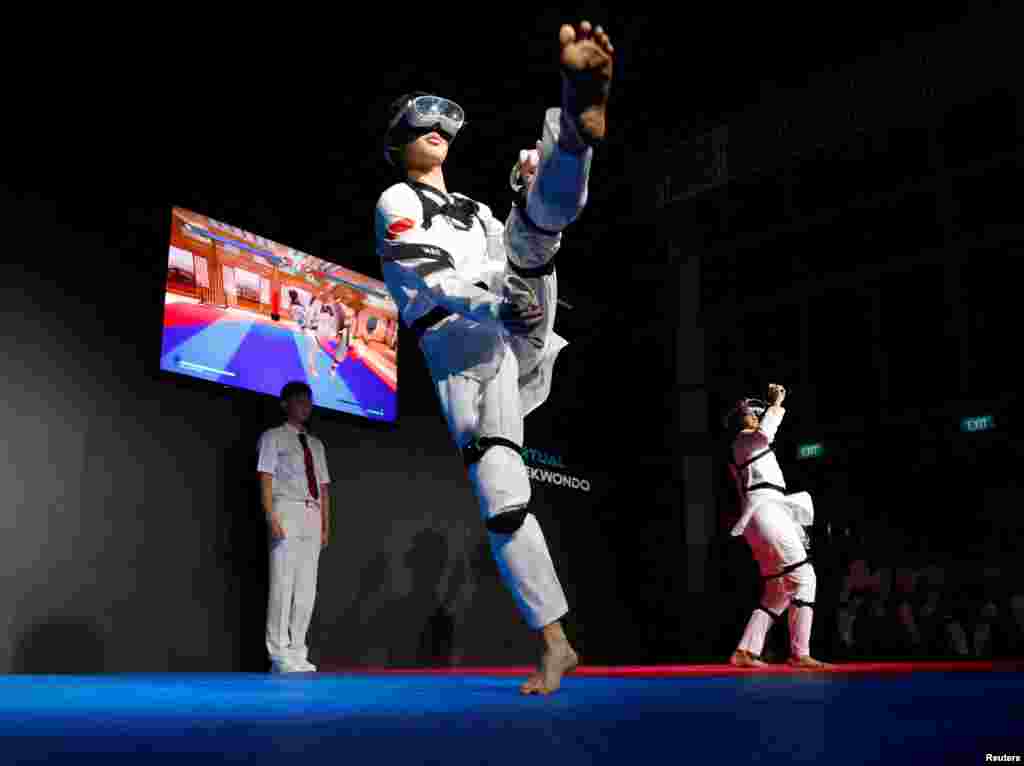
[{"x1": 258, "y1": 422, "x2": 330, "y2": 501}]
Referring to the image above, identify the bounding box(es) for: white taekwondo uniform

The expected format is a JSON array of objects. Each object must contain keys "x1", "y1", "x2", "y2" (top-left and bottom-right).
[
  {"x1": 729, "y1": 406, "x2": 818, "y2": 659},
  {"x1": 374, "y1": 107, "x2": 590, "y2": 629}
]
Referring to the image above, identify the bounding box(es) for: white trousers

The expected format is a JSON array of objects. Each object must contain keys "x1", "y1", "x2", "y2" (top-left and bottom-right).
[
  {"x1": 416, "y1": 108, "x2": 594, "y2": 631},
  {"x1": 504, "y1": 203, "x2": 565, "y2": 416},
  {"x1": 499, "y1": 108, "x2": 581, "y2": 416},
  {"x1": 433, "y1": 346, "x2": 569, "y2": 630},
  {"x1": 736, "y1": 497, "x2": 817, "y2": 658},
  {"x1": 266, "y1": 524, "x2": 321, "y2": 667}
]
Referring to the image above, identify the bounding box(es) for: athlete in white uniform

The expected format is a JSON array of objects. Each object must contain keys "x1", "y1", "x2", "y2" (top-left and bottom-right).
[
  {"x1": 329, "y1": 312, "x2": 351, "y2": 377},
  {"x1": 374, "y1": 21, "x2": 614, "y2": 695},
  {"x1": 286, "y1": 289, "x2": 316, "y2": 379},
  {"x1": 726, "y1": 384, "x2": 828, "y2": 669},
  {"x1": 287, "y1": 290, "x2": 306, "y2": 329},
  {"x1": 305, "y1": 291, "x2": 338, "y2": 378}
]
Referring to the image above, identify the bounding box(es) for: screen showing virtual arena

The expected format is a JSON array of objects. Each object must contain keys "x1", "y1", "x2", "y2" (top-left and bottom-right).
[{"x1": 161, "y1": 207, "x2": 398, "y2": 423}]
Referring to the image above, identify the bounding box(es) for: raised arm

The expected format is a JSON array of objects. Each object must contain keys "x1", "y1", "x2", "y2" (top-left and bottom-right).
[{"x1": 758, "y1": 383, "x2": 787, "y2": 443}]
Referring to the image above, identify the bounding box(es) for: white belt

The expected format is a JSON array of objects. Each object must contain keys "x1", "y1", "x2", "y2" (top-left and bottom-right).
[{"x1": 275, "y1": 498, "x2": 320, "y2": 509}]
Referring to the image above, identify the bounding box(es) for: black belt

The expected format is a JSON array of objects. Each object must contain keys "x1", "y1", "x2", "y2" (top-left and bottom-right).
[
  {"x1": 747, "y1": 482, "x2": 787, "y2": 494},
  {"x1": 409, "y1": 283, "x2": 490, "y2": 340},
  {"x1": 410, "y1": 306, "x2": 453, "y2": 339},
  {"x1": 762, "y1": 557, "x2": 810, "y2": 581}
]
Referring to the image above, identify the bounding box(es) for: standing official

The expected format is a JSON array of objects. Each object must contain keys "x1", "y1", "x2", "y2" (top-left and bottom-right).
[{"x1": 257, "y1": 381, "x2": 331, "y2": 673}]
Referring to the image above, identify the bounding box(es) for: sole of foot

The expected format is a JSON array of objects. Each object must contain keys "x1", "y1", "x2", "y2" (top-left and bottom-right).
[{"x1": 559, "y1": 20, "x2": 614, "y2": 144}]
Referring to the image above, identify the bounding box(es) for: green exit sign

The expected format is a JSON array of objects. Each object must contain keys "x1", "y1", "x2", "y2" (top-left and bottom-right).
[
  {"x1": 797, "y1": 443, "x2": 825, "y2": 460},
  {"x1": 961, "y1": 415, "x2": 996, "y2": 433}
]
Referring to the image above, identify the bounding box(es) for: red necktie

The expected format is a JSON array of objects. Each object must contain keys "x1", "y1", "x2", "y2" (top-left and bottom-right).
[{"x1": 298, "y1": 433, "x2": 319, "y2": 500}]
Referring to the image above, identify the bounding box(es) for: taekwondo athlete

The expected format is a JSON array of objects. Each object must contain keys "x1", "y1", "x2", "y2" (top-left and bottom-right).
[
  {"x1": 726, "y1": 384, "x2": 828, "y2": 669},
  {"x1": 374, "y1": 21, "x2": 614, "y2": 694}
]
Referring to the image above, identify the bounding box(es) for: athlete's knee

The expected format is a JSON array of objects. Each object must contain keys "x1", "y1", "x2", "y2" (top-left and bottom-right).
[
  {"x1": 485, "y1": 505, "x2": 532, "y2": 534},
  {"x1": 788, "y1": 563, "x2": 817, "y2": 602},
  {"x1": 461, "y1": 436, "x2": 523, "y2": 467},
  {"x1": 463, "y1": 435, "x2": 531, "y2": 519},
  {"x1": 761, "y1": 584, "x2": 791, "y2": 614}
]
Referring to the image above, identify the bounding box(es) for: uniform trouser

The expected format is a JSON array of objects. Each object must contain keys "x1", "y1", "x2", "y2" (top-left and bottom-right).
[
  {"x1": 736, "y1": 499, "x2": 817, "y2": 658},
  {"x1": 425, "y1": 107, "x2": 591, "y2": 631},
  {"x1": 266, "y1": 503, "x2": 322, "y2": 666},
  {"x1": 302, "y1": 330, "x2": 316, "y2": 372},
  {"x1": 433, "y1": 348, "x2": 569, "y2": 630},
  {"x1": 502, "y1": 106, "x2": 590, "y2": 400},
  {"x1": 504, "y1": 205, "x2": 560, "y2": 389}
]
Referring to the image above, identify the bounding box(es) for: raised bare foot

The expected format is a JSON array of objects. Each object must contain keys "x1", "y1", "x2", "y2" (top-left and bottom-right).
[
  {"x1": 787, "y1": 655, "x2": 831, "y2": 669},
  {"x1": 520, "y1": 640, "x2": 579, "y2": 695},
  {"x1": 729, "y1": 649, "x2": 767, "y2": 668},
  {"x1": 559, "y1": 20, "x2": 614, "y2": 145}
]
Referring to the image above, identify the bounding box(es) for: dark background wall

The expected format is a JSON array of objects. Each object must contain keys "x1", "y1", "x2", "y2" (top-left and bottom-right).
[{"x1": 3, "y1": 4, "x2": 1014, "y2": 673}]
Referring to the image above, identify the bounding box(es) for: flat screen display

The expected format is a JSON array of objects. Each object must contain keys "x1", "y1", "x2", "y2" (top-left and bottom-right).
[{"x1": 160, "y1": 207, "x2": 398, "y2": 422}]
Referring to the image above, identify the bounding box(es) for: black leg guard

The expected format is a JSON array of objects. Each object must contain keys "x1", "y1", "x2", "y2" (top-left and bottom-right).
[
  {"x1": 485, "y1": 507, "x2": 532, "y2": 534},
  {"x1": 461, "y1": 436, "x2": 523, "y2": 467},
  {"x1": 757, "y1": 605, "x2": 782, "y2": 621},
  {"x1": 791, "y1": 599, "x2": 815, "y2": 610}
]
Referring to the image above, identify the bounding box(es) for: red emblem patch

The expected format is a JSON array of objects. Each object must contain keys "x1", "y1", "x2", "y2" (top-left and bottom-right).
[{"x1": 386, "y1": 217, "x2": 416, "y2": 240}]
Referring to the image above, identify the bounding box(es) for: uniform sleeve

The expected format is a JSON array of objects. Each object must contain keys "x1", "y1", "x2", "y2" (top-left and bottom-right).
[
  {"x1": 375, "y1": 186, "x2": 506, "y2": 327},
  {"x1": 758, "y1": 406, "x2": 785, "y2": 443},
  {"x1": 257, "y1": 430, "x2": 277, "y2": 474}
]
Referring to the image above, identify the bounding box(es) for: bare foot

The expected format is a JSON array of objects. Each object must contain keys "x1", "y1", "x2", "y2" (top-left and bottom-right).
[
  {"x1": 520, "y1": 640, "x2": 579, "y2": 695},
  {"x1": 787, "y1": 655, "x2": 831, "y2": 669},
  {"x1": 559, "y1": 20, "x2": 614, "y2": 145},
  {"x1": 729, "y1": 649, "x2": 767, "y2": 668}
]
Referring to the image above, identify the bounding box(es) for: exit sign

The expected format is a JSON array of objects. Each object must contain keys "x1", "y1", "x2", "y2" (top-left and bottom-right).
[
  {"x1": 797, "y1": 443, "x2": 825, "y2": 460},
  {"x1": 961, "y1": 415, "x2": 996, "y2": 433}
]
